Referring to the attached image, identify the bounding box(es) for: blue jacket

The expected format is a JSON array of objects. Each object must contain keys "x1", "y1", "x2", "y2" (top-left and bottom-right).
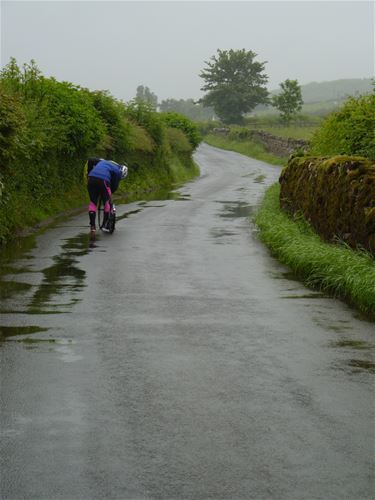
[{"x1": 88, "y1": 160, "x2": 122, "y2": 193}]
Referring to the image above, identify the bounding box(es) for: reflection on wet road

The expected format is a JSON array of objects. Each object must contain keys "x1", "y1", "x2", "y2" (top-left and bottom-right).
[{"x1": 0, "y1": 144, "x2": 374, "y2": 499}]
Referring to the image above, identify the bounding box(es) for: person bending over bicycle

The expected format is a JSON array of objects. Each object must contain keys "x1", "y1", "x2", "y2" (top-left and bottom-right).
[{"x1": 87, "y1": 158, "x2": 128, "y2": 236}]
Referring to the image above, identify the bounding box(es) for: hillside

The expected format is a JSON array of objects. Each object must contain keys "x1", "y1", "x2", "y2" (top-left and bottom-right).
[
  {"x1": 252, "y1": 78, "x2": 373, "y2": 116},
  {"x1": 299, "y1": 78, "x2": 373, "y2": 103},
  {"x1": 269, "y1": 78, "x2": 373, "y2": 103}
]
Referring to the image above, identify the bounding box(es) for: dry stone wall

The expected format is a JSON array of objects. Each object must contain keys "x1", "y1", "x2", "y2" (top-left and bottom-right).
[
  {"x1": 212, "y1": 127, "x2": 308, "y2": 157},
  {"x1": 279, "y1": 156, "x2": 375, "y2": 255}
]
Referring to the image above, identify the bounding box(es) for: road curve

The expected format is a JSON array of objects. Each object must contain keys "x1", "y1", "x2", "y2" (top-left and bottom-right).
[{"x1": 0, "y1": 143, "x2": 374, "y2": 499}]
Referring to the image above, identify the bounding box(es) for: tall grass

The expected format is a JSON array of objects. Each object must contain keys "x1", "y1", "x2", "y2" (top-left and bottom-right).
[{"x1": 255, "y1": 183, "x2": 375, "y2": 316}]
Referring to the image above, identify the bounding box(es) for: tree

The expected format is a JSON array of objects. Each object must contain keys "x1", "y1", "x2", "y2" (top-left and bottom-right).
[
  {"x1": 199, "y1": 49, "x2": 269, "y2": 124},
  {"x1": 135, "y1": 85, "x2": 158, "y2": 109},
  {"x1": 272, "y1": 79, "x2": 303, "y2": 124},
  {"x1": 159, "y1": 98, "x2": 216, "y2": 121}
]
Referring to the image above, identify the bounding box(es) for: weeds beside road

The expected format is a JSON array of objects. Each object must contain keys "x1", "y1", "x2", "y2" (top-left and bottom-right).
[{"x1": 255, "y1": 184, "x2": 375, "y2": 317}]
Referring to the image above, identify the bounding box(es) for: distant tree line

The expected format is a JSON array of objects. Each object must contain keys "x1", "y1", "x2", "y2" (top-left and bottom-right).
[{"x1": 134, "y1": 48, "x2": 307, "y2": 125}]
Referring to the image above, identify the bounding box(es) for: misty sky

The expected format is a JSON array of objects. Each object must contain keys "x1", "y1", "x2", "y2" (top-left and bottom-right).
[{"x1": 1, "y1": 1, "x2": 374, "y2": 102}]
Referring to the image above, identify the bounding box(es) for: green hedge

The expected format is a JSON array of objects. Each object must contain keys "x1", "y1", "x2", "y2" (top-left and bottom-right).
[
  {"x1": 279, "y1": 155, "x2": 375, "y2": 255},
  {"x1": 309, "y1": 91, "x2": 375, "y2": 160},
  {"x1": 0, "y1": 59, "x2": 201, "y2": 243}
]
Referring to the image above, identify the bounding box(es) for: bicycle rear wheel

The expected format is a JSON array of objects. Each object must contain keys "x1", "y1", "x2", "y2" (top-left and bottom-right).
[{"x1": 108, "y1": 212, "x2": 116, "y2": 234}]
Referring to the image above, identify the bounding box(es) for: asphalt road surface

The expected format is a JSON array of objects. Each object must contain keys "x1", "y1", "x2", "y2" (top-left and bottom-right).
[{"x1": 0, "y1": 143, "x2": 374, "y2": 499}]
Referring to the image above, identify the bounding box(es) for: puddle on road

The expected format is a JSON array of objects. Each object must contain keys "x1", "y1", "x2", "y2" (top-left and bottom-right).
[
  {"x1": 330, "y1": 339, "x2": 374, "y2": 350},
  {"x1": 0, "y1": 281, "x2": 33, "y2": 300},
  {"x1": 0, "y1": 232, "x2": 89, "y2": 318},
  {"x1": 216, "y1": 201, "x2": 255, "y2": 218},
  {"x1": 0, "y1": 325, "x2": 49, "y2": 340},
  {"x1": 116, "y1": 208, "x2": 143, "y2": 223},
  {"x1": 210, "y1": 228, "x2": 238, "y2": 244},
  {"x1": 254, "y1": 174, "x2": 266, "y2": 184},
  {"x1": 0, "y1": 183, "x2": 194, "y2": 344},
  {"x1": 135, "y1": 187, "x2": 191, "y2": 203},
  {"x1": 333, "y1": 358, "x2": 375, "y2": 374},
  {"x1": 281, "y1": 293, "x2": 328, "y2": 299},
  {"x1": 210, "y1": 228, "x2": 238, "y2": 239},
  {"x1": 269, "y1": 270, "x2": 302, "y2": 282},
  {"x1": 26, "y1": 233, "x2": 88, "y2": 314},
  {"x1": 346, "y1": 359, "x2": 375, "y2": 373}
]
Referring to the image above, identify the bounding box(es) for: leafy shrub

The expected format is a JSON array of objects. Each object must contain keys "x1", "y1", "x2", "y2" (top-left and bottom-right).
[
  {"x1": 0, "y1": 84, "x2": 25, "y2": 167},
  {"x1": 166, "y1": 127, "x2": 192, "y2": 154},
  {"x1": 310, "y1": 91, "x2": 375, "y2": 160},
  {"x1": 161, "y1": 112, "x2": 202, "y2": 150},
  {"x1": 228, "y1": 126, "x2": 253, "y2": 141},
  {"x1": 90, "y1": 90, "x2": 133, "y2": 158},
  {"x1": 125, "y1": 100, "x2": 166, "y2": 147},
  {"x1": 197, "y1": 120, "x2": 219, "y2": 136}
]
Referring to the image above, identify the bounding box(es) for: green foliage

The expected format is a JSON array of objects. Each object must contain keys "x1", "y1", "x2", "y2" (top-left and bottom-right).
[
  {"x1": 159, "y1": 98, "x2": 216, "y2": 121},
  {"x1": 166, "y1": 127, "x2": 192, "y2": 154},
  {"x1": 0, "y1": 84, "x2": 25, "y2": 166},
  {"x1": 135, "y1": 85, "x2": 158, "y2": 109},
  {"x1": 125, "y1": 100, "x2": 166, "y2": 147},
  {"x1": 161, "y1": 112, "x2": 202, "y2": 150},
  {"x1": 309, "y1": 91, "x2": 375, "y2": 159},
  {"x1": 199, "y1": 49, "x2": 269, "y2": 124},
  {"x1": 0, "y1": 58, "x2": 200, "y2": 243},
  {"x1": 90, "y1": 90, "x2": 133, "y2": 157},
  {"x1": 272, "y1": 79, "x2": 303, "y2": 124},
  {"x1": 255, "y1": 184, "x2": 375, "y2": 315},
  {"x1": 196, "y1": 120, "x2": 220, "y2": 136}
]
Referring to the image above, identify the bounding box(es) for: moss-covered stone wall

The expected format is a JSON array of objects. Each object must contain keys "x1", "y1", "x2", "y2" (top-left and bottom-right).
[{"x1": 279, "y1": 156, "x2": 375, "y2": 255}]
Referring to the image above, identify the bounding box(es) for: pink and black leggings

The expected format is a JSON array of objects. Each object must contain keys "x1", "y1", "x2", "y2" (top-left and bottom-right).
[{"x1": 87, "y1": 177, "x2": 112, "y2": 229}]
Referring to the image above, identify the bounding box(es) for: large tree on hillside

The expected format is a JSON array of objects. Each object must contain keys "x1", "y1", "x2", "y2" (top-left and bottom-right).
[
  {"x1": 199, "y1": 49, "x2": 269, "y2": 124},
  {"x1": 272, "y1": 79, "x2": 303, "y2": 124}
]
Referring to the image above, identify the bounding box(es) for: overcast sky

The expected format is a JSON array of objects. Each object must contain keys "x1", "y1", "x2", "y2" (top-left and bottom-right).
[{"x1": 1, "y1": 1, "x2": 374, "y2": 102}]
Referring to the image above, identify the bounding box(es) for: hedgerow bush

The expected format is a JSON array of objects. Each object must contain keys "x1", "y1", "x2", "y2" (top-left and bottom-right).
[
  {"x1": 161, "y1": 112, "x2": 202, "y2": 150},
  {"x1": 166, "y1": 127, "x2": 192, "y2": 154},
  {"x1": 309, "y1": 90, "x2": 375, "y2": 160},
  {"x1": 0, "y1": 59, "x2": 200, "y2": 243},
  {"x1": 125, "y1": 100, "x2": 166, "y2": 148}
]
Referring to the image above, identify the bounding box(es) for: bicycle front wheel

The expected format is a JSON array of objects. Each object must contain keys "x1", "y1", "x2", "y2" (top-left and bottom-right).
[
  {"x1": 97, "y1": 197, "x2": 105, "y2": 229},
  {"x1": 108, "y1": 212, "x2": 116, "y2": 234}
]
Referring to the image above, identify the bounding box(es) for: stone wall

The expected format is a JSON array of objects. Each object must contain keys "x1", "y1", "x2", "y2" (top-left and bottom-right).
[
  {"x1": 250, "y1": 131, "x2": 309, "y2": 157},
  {"x1": 280, "y1": 156, "x2": 375, "y2": 255},
  {"x1": 212, "y1": 127, "x2": 309, "y2": 157}
]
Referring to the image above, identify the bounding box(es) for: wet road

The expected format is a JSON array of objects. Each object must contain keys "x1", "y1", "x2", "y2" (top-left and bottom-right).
[{"x1": 0, "y1": 143, "x2": 374, "y2": 499}]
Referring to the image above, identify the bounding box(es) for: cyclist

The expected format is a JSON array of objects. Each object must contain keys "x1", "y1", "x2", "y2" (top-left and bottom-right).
[{"x1": 87, "y1": 158, "x2": 128, "y2": 236}]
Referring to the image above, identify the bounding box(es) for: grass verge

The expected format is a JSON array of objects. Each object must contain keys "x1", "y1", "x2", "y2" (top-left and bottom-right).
[
  {"x1": 3, "y1": 156, "x2": 200, "y2": 244},
  {"x1": 204, "y1": 134, "x2": 286, "y2": 166},
  {"x1": 255, "y1": 183, "x2": 375, "y2": 317}
]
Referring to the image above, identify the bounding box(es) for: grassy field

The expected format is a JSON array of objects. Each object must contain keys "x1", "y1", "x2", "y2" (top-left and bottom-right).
[
  {"x1": 253, "y1": 124, "x2": 318, "y2": 140},
  {"x1": 204, "y1": 134, "x2": 286, "y2": 166},
  {"x1": 243, "y1": 115, "x2": 322, "y2": 141},
  {"x1": 255, "y1": 183, "x2": 375, "y2": 317}
]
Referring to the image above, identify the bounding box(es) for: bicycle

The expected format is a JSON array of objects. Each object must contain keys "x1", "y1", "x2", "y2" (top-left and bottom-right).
[{"x1": 97, "y1": 197, "x2": 116, "y2": 234}]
